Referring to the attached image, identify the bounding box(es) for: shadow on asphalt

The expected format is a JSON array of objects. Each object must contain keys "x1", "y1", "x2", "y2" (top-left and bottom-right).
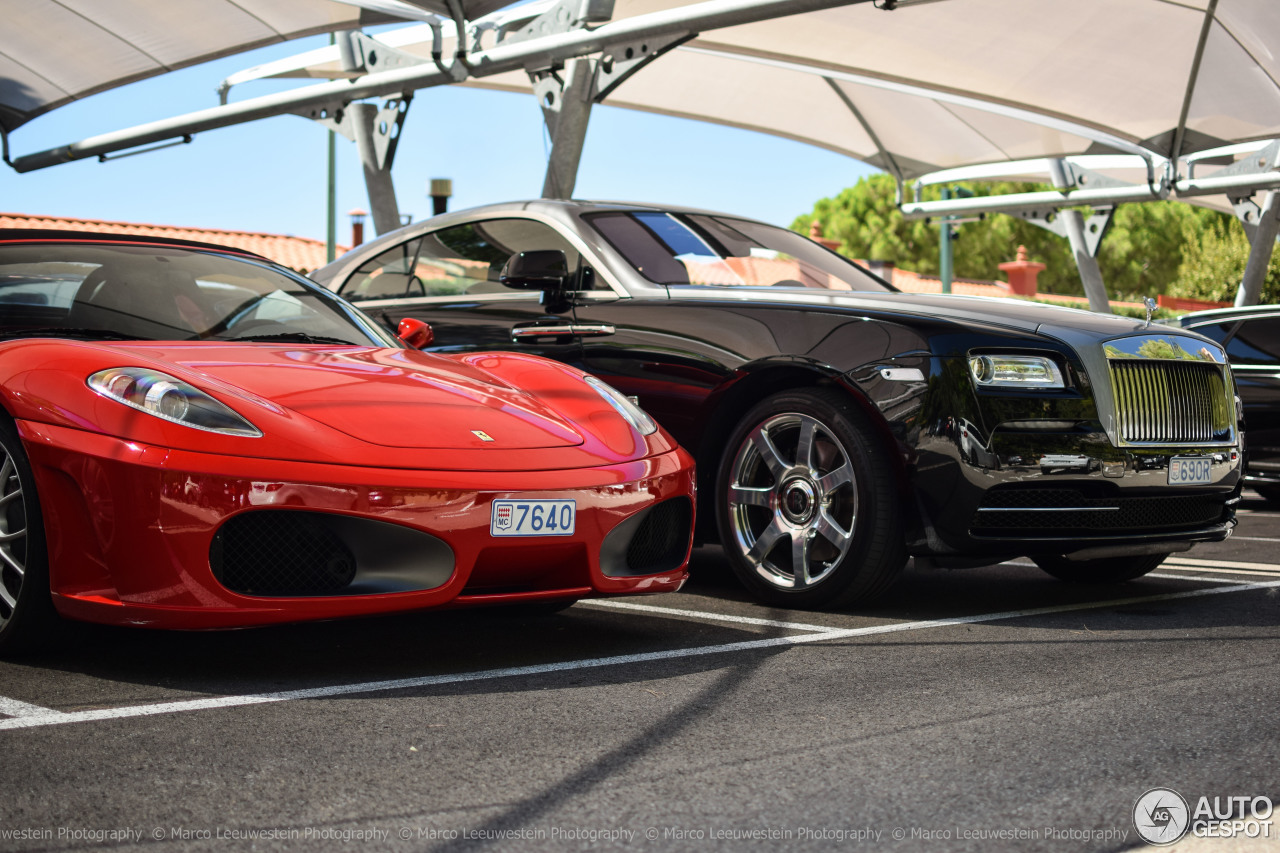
[{"x1": 5, "y1": 546, "x2": 1270, "y2": 703}]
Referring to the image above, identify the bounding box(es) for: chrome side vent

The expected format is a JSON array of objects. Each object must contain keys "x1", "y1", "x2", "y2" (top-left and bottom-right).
[{"x1": 1109, "y1": 360, "x2": 1231, "y2": 445}]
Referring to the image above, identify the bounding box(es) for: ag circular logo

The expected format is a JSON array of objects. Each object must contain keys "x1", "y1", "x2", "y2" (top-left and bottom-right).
[{"x1": 1133, "y1": 788, "x2": 1190, "y2": 845}]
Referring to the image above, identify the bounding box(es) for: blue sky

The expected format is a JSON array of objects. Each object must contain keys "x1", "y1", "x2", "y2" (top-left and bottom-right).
[{"x1": 0, "y1": 34, "x2": 876, "y2": 244}]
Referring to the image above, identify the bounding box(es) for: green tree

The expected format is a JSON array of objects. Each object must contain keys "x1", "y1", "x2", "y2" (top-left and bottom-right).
[{"x1": 1174, "y1": 214, "x2": 1280, "y2": 303}]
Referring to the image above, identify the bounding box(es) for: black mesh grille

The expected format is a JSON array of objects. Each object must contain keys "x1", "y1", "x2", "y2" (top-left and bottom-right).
[
  {"x1": 626, "y1": 497, "x2": 692, "y2": 574},
  {"x1": 971, "y1": 488, "x2": 1225, "y2": 536},
  {"x1": 211, "y1": 511, "x2": 357, "y2": 596}
]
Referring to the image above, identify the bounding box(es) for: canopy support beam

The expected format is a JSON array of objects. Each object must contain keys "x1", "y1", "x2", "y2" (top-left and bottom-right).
[
  {"x1": 352, "y1": 100, "x2": 407, "y2": 235},
  {"x1": 1235, "y1": 190, "x2": 1279, "y2": 307},
  {"x1": 824, "y1": 77, "x2": 903, "y2": 183},
  {"x1": 533, "y1": 25, "x2": 690, "y2": 198},
  {"x1": 536, "y1": 59, "x2": 596, "y2": 199},
  {"x1": 1048, "y1": 158, "x2": 1111, "y2": 313}
]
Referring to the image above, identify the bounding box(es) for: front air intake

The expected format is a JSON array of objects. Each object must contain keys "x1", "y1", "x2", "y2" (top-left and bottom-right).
[
  {"x1": 212, "y1": 511, "x2": 355, "y2": 596},
  {"x1": 210, "y1": 511, "x2": 455, "y2": 597},
  {"x1": 599, "y1": 497, "x2": 693, "y2": 577}
]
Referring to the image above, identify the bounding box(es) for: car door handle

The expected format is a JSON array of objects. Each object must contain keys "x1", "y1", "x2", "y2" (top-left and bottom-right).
[{"x1": 510, "y1": 323, "x2": 615, "y2": 341}]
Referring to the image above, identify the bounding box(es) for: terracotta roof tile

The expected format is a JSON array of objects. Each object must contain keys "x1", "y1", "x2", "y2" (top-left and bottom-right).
[{"x1": 0, "y1": 213, "x2": 347, "y2": 274}]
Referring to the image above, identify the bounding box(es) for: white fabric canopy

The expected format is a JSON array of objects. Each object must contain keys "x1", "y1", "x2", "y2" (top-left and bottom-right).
[
  {"x1": 6, "y1": 0, "x2": 1279, "y2": 185},
  {"x1": 0, "y1": 0, "x2": 518, "y2": 134},
  {"x1": 242, "y1": 0, "x2": 1278, "y2": 178}
]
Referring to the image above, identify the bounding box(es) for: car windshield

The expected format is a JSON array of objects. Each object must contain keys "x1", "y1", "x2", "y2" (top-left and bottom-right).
[
  {"x1": 585, "y1": 211, "x2": 896, "y2": 292},
  {"x1": 0, "y1": 243, "x2": 398, "y2": 346}
]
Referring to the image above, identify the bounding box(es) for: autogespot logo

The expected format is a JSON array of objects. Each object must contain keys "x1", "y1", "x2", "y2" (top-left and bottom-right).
[{"x1": 1134, "y1": 788, "x2": 1191, "y2": 845}]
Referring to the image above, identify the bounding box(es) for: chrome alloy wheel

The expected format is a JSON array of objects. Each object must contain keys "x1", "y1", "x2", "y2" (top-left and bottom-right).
[
  {"x1": 726, "y1": 412, "x2": 858, "y2": 590},
  {"x1": 0, "y1": 442, "x2": 27, "y2": 629}
]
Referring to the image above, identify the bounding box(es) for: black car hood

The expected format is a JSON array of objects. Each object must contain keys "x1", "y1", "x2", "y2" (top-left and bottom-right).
[{"x1": 670, "y1": 288, "x2": 1152, "y2": 338}]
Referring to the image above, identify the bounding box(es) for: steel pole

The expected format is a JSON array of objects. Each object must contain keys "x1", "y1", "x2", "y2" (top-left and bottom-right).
[
  {"x1": 1235, "y1": 190, "x2": 1280, "y2": 307},
  {"x1": 540, "y1": 58, "x2": 595, "y2": 199},
  {"x1": 1048, "y1": 159, "x2": 1111, "y2": 314},
  {"x1": 939, "y1": 187, "x2": 952, "y2": 294}
]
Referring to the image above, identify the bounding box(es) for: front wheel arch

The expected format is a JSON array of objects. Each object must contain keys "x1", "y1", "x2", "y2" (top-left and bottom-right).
[
  {"x1": 694, "y1": 366, "x2": 904, "y2": 543},
  {"x1": 714, "y1": 387, "x2": 907, "y2": 609},
  {"x1": 0, "y1": 414, "x2": 59, "y2": 656}
]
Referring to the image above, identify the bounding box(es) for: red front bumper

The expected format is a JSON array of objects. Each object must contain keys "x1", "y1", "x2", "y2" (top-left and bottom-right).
[{"x1": 21, "y1": 420, "x2": 695, "y2": 629}]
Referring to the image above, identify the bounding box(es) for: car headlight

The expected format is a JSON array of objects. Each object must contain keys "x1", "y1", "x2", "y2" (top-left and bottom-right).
[
  {"x1": 88, "y1": 368, "x2": 262, "y2": 436},
  {"x1": 968, "y1": 354, "x2": 1065, "y2": 389},
  {"x1": 583, "y1": 375, "x2": 657, "y2": 435}
]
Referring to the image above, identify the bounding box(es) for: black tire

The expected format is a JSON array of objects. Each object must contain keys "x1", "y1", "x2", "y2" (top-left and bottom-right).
[
  {"x1": 1252, "y1": 483, "x2": 1280, "y2": 504},
  {"x1": 0, "y1": 417, "x2": 58, "y2": 656},
  {"x1": 715, "y1": 388, "x2": 906, "y2": 609},
  {"x1": 1033, "y1": 553, "x2": 1168, "y2": 584}
]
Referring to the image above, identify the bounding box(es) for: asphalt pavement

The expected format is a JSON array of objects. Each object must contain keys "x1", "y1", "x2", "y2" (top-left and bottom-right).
[{"x1": 1, "y1": 492, "x2": 1278, "y2": 852}]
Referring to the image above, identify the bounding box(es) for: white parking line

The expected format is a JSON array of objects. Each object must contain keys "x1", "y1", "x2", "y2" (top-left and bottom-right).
[
  {"x1": 581, "y1": 599, "x2": 834, "y2": 632},
  {"x1": 0, "y1": 696, "x2": 61, "y2": 719},
  {"x1": 1165, "y1": 556, "x2": 1280, "y2": 574},
  {"x1": 1, "y1": 578, "x2": 1277, "y2": 732},
  {"x1": 1148, "y1": 573, "x2": 1239, "y2": 584}
]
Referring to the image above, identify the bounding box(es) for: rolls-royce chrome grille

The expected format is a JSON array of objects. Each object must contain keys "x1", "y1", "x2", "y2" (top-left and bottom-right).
[{"x1": 1109, "y1": 359, "x2": 1231, "y2": 444}]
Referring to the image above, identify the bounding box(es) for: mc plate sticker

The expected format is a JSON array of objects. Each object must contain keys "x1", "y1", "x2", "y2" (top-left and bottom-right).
[
  {"x1": 490, "y1": 499, "x2": 576, "y2": 537},
  {"x1": 1168, "y1": 456, "x2": 1212, "y2": 486}
]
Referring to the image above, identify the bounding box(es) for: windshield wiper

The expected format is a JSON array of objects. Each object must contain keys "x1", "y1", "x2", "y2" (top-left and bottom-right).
[
  {"x1": 222, "y1": 332, "x2": 363, "y2": 345},
  {"x1": 0, "y1": 327, "x2": 145, "y2": 342}
]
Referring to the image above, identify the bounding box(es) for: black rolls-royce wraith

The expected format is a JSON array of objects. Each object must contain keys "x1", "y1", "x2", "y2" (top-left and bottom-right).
[{"x1": 312, "y1": 200, "x2": 1241, "y2": 609}]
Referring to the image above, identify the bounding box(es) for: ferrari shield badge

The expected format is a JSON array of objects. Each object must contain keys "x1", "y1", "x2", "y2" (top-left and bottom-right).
[{"x1": 472, "y1": 430, "x2": 494, "y2": 441}]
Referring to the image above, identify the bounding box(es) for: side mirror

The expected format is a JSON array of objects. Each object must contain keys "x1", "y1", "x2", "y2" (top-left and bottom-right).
[
  {"x1": 397, "y1": 317, "x2": 434, "y2": 349},
  {"x1": 500, "y1": 250, "x2": 568, "y2": 291}
]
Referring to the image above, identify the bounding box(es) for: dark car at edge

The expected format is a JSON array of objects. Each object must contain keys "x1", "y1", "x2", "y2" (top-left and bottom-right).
[
  {"x1": 312, "y1": 200, "x2": 1243, "y2": 609},
  {"x1": 1178, "y1": 304, "x2": 1280, "y2": 502}
]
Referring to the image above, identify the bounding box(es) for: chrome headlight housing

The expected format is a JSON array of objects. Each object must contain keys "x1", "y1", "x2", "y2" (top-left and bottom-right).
[
  {"x1": 88, "y1": 368, "x2": 262, "y2": 436},
  {"x1": 968, "y1": 354, "x2": 1065, "y2": 389},
  {"x1": 583, "y1": 375, "x2": 657, "y2": 435}
]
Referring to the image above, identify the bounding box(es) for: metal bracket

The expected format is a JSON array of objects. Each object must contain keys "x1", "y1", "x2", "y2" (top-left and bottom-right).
[
  {"x1": 1057, "y1": 162, "x2": 1134, "y2": 193},
  {"x1": 1231, "y1": 195, "x2": 1263, "y2": 242},
  {"x1": 531, "y1": 68, "x2": 573, "y2": 134},
  {"x1": 347, "y1": 31, "x2": 431, "y2": 75},
  {"x1": 292, "y1": 102, "x2": 355, "y2": 141},
  {"x1": 1080, "y1": 207, "x2": 1114, "y2": 257},
  {"x1": 292, "y1": 95, "x2": 410, "y2": 170},
  {"x1": 1200, "y1": 139, "x2": 1280, "y2": 182},
  {"x1": 501, "y1": 0, "x2": 616, "y2": 48},
  {"x1": 364, "y1": 97, "x2": 411, "y2": 171},
  {"x1": 1014, "y1": 206, "x2": 1113, "y2": 257},
  {"x1": 1177, "y1": 139, "x2": 1280, "y2": 200},
  {"x1": 593, "y1": 33, "x2": 693, "y2": 101}
]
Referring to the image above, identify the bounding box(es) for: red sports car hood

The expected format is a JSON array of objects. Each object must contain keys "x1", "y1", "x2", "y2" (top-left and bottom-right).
[{"x1": 141, "y1": 345, "x2": 586, "y2": 450}]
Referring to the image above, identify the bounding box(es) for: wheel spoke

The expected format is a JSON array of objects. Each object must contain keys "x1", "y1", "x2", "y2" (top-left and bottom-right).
[
  {"x1": 746, "y1": 517, "x2": 788, "y2": 566},
  {"x1": 795, "y1": 418, "x2": 817, "y2": 471},
  {"x1": 728, "y1": 483, "x2": 773, "y2": 509},
  {"x1": 815, "y1": 508, "x2": 852, "y2": 549},
  {"x1": 0, "y1": 454, "x2": 13, "y2": 488},
  {"x1": 817, "y1": 462, "x2": 854, "y2": 496},
  {"x1": 791, "y1": 531, "x2": 813, "y2": 588},
  {"x1": 0, "y1": 577, "x2": 15, "y2": 610},
  {"x1": 748, "y1": 426, "x2": 790, "y2": 480}
]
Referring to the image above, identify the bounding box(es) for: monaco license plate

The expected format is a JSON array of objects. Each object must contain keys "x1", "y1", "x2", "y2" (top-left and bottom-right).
[
  {"x1": 1168, "y1": 456, "x2": 1212, "y2": 486},
  {"x1": 490, "y1": 499, "x2": 576, "y2": 537}
]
